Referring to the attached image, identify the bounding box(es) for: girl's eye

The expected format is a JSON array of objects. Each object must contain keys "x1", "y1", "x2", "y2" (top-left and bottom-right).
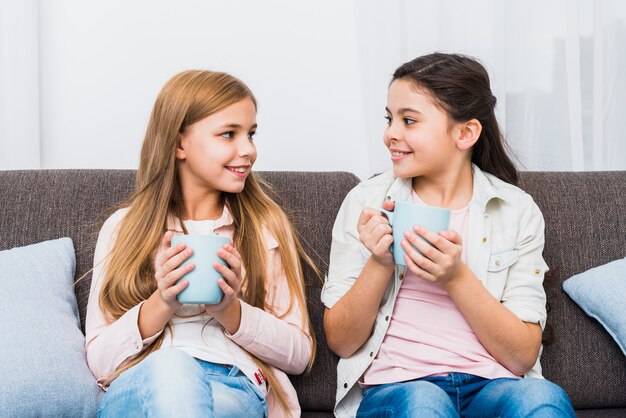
[
  {"x1": 221, "y1": 131, "x2": 234, "y2": 139},
  {"x1": 384, "y1": 116, "x2": 392, "y2": 125},
  {"x1": 248, "y1": 131, "x2": 256, "y2": 140},
  {"x1": 404, "y1": 118, "x2": 416, "y2": 126}
]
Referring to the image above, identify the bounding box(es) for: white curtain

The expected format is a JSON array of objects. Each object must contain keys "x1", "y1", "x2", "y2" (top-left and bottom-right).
[
  {"x1": 0, "y1": 0, "x2": 40, "y2": 169},
  {"x1": 355, "y1": 0, "x2": 626, "y2": 173},
  {"x1": 0, "y1": 0, "x2": 624, "y2": 174}
]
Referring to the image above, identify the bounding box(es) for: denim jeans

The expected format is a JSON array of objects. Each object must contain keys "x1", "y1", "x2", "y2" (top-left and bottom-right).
[
  {"x1": 98, "y1": 348, "x2": 267, "y2": 418},
  {"x1": 357, "y1": 373, "x2": 576, "y2": 417}
]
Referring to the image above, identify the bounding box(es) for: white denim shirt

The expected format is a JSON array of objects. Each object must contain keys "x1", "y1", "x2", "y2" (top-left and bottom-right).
[{"x1": 321, "y1": 165, "x2": 549, "y2": 418}]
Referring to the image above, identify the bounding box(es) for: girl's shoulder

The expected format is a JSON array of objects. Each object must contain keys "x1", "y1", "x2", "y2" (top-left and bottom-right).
[
  {"x1": 477, "y1": 168, "x2": 543, "y2": 219},
  {"x1": 344, "y1": 170, "x2": 396, "y2": 204},
  {"x1": 477, "y1": 167, "x2": 533, "y2": 203},
  {"x1": 97, "y1": 207, "x2": 130, "y2": 239}
]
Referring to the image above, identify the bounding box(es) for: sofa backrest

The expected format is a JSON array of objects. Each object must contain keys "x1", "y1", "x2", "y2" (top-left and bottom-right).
[
  {"x1": 519, "y1": 172, "x2": 626, "y2": 410},
  {"x1": 0, "y1": 169, "x2": 357, "y2": 413},
  {"x1": 1, "y1": 169, "x2": 625, "y2": 412}
]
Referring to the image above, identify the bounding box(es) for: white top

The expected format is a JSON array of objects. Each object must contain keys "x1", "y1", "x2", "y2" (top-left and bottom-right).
[{"x1": 85, "y1": 206, "x2": 313, "y2": 417}]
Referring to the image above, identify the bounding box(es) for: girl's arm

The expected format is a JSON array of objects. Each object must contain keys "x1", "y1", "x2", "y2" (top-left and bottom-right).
[
  {"x1": 323, "y1": 199, "x2": 396, "y2": 358},
  {"x1": 225, "y1": 243, "x2": 313, "y2": 375},
  {"x1": 85, "y1": 210, "x2": 160, "y2": 381},
  {"x1": 403, "y1": 195, "x2": 546, "y2": 375},
  {"x1": 444, "y1": 264, "x2": 541, "y2": 375},
  {"x1": 85, "y1": 212, "x2": 190, "y2": 381}
]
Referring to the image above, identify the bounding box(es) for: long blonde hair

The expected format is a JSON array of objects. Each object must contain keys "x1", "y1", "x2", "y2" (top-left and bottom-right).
[{"x1": 99, "y1": 70, "x2": 317, "y2": 412}]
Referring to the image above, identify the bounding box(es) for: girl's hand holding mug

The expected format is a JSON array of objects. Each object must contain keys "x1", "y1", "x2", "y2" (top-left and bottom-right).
[
  {"x1": 153, "y1": 230, "x2": 193, "y2": 311},
  {"x1": 204, "y1": 244, "x2": 243, "y2": 319},
  {"x1": 402, "y1": 225, "x2": 464, "y2": 287},
  {"x1": 357, "y1": 200, "x2": 396, "y2": 266}
]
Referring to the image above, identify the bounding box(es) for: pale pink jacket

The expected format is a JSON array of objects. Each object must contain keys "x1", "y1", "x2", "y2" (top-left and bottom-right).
[{"x1": 85, "y1": 207, "x2": 312, "y2": 417}]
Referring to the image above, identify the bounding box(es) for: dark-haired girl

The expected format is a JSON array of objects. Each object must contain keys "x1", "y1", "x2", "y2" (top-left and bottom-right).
[{"x1": 322, "y1": 53, "x2": 575, "y2": 417}]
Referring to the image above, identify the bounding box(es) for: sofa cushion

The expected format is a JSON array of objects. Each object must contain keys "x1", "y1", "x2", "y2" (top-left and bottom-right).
[
  {"x1": 0, "y1": 238, "x2": 101, "y2": 417},
  {"x1": 563, "y1": 257, "x2": 626, "y2": 355}
]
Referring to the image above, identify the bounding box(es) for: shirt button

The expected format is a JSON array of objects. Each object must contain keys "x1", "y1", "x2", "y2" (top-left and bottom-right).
[
  {"x1": 385, "y1": 316, "x2": 390, "y2": 321},
  {"x1": 343, "y1": 383, "x2": 348, "y2": 389},
  {"x1": 399, "y1": 273, "x2": 405, "y2": 280},
  {"x1": 482, "y1": 237, "x2": 487, "y2": 243},
  {"x1": 369, "y1": 351, "x2": 374, "y2": 357},
  {"x1": 534, "y1": 269, "x2": 541, "y2": 275},
  {"x1": 495, "y1": 260, "x2": 501, "y2": 267}
]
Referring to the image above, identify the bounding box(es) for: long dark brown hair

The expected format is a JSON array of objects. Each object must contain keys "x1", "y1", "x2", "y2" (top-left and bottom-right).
[{"x1": 392, "y1": 52, "x2": 518, "y2": 185}]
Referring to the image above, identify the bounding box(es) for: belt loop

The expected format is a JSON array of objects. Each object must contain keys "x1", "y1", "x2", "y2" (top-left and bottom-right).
[{"x1": 228, "y1": 365, "x2": 241, "y2": 377}]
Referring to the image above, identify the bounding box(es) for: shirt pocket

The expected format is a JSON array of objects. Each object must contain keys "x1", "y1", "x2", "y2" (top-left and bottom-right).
[{"x1": 486, "y1": 249, "x2": 519, "y2": 299}]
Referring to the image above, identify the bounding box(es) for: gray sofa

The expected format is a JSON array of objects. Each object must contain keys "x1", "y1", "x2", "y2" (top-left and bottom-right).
[{"x1": 1, "y1": 169, "x2": 625, "y2": 417}]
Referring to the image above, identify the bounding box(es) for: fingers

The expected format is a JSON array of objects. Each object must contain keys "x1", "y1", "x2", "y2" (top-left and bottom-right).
[
  {"x1": 159, "y1": 271, "x2": 190, "y2": 301},
  {"x1": 217, "y1": 244, "x2": 241, "y2": 273},
  {"x1": 403, "y1": 230, "x2": 443, "y2": 264},
  {"x1": 160, "y1": 246, "x2": 193, "y2": 276},
  {"x1": 403, "y1": 226, "x2": 463, "y2": 282},
  {"x1": 357, "y1": 207, "x2": 382, "y2": 231},
  {"x1": 404, "y1": 253, "x2": 436, "y2": 282},
  {"x1": 382, "y1": 200, "x2": 395, "y2": 211},
  {"x1": 373, "y1": 233, "x2": 394, "y2": 254},
  {"x1": 360, "y1": 209, "x2": 391, "y2": 238},
  {"x1": 402, "y1": 233, "x2": 439, "y2": 270},
  {"x1": 214, "y1": 244, "x2": 242, "y2": 293},
  {"x1": 411, "y1": 225, "x2": 454, "y2": 254},
  {"x1": 154, "y1": 230, "x2": 174, "y2": 266},
  {"x1": 217, "y1": 276, "x2": 238, "y2": 300},
  {"x1": 213, "y1": 261, "x2": 239, "y2": 291},
  {"x1": 439, "y1": 229, "x2": 462, "y2": 245}
]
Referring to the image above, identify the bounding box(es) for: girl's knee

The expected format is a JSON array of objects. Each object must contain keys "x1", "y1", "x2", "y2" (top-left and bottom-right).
[
  {"x1": 518, "y1": 379, "x2": 570, "y2": 402},
  {"x1": 143, "y1": 349, "x2": 201, "y2": 387},
  {"x1": 510, "y1": 379, "x2": 575, "y2": 415}
]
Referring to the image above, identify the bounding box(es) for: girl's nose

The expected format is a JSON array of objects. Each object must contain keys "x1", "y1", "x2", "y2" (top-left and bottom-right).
[
  {"x1": 237, "y1": 136, "x2": 255, "y2": 156},
  {"x1": 384, "y1": 122, "x2": 402, "y2": 143}
]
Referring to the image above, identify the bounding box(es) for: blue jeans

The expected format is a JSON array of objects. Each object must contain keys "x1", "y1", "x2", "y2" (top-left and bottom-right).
[
  {"x1": 98, "y1": 348, "x2": 267, "y2": 418},
  {"x1": 357, "y1": 373, "x2": 576, "y2": 417}
]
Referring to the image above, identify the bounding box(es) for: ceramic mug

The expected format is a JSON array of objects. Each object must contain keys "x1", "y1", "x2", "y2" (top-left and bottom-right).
[
  {"x1": 171, "y1": 234, "x2": 231, "y2": 304},
  {"x1": 381, "y1": 201, "x2": 451, "y2": 266}
]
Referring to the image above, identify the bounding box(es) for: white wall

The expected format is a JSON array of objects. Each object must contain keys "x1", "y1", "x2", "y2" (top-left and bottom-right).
[
  {"x1": 37, "y1": 0, "x2": 371, "y2": 178},
  {"x1": 2, "y1": 1, "x2": 625, "y2": 175}
]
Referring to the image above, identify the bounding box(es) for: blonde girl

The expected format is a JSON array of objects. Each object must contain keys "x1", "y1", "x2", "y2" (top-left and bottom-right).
[
  {"x1": 85, "y1": 70, "x2": 315, "y2": 417},
  {"x1": 322, "y1": 53, "x2": 576, "y2": 417}
]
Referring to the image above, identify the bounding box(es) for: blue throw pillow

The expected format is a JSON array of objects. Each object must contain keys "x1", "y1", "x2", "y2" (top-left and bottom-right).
[
  {"x1": 0, "y1": 238, "x2": 101, "y2": 417},
  {"x1": 563, "y1": 257, "x2": 626, "y2": 356}
]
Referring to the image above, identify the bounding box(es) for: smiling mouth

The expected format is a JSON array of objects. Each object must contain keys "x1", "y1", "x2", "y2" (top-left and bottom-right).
[
  {"x1": 390, "y1": 149, "x2": 412, "y2": 161},
  {"x1": 391, "y1": 150, "x2": 411, "y2": 157},
  {"x1": 225, "y1": 166, "x2": 250, "y2": 177}
]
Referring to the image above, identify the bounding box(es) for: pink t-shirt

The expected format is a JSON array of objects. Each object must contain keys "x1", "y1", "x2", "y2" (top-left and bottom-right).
[{"x1": 362, "y1": 191, "x2": 519, "y2": 385}]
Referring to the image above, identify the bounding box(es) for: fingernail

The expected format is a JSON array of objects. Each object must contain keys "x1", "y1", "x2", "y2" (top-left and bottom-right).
[{"x1": 404, "y1": 231, "x2": 411, "y2": 238}]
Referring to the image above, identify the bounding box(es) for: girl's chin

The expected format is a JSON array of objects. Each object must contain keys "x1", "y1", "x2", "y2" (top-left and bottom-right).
[{"x1": 392, "y1": 166, "x2": 418, "y2": 179}]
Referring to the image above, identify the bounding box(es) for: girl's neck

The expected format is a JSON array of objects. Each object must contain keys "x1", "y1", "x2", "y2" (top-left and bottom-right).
[
  {"x1": 411, "y1": 162, "x2": 473, "y2": 210},
  {"x1": 181, "y1": 189, "x2": 224, "y2": 221}
]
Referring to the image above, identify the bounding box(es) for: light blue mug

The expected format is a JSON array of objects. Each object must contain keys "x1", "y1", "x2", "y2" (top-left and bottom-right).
[
  {"x1": 381, "y1": 201, "x2": 451, "y2": 266},
  {"x1": 171, "y1": 234, "x2": 231, "y2": 304}
]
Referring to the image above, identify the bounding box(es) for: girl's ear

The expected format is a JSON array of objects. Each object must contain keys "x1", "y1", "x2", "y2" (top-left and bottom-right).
[
  {"x1": 456, "y1": 118, "x2": 482, "y2": 151},
  {"x1": 175, "y1": 134, "x2": 186, "y2": 160}
]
